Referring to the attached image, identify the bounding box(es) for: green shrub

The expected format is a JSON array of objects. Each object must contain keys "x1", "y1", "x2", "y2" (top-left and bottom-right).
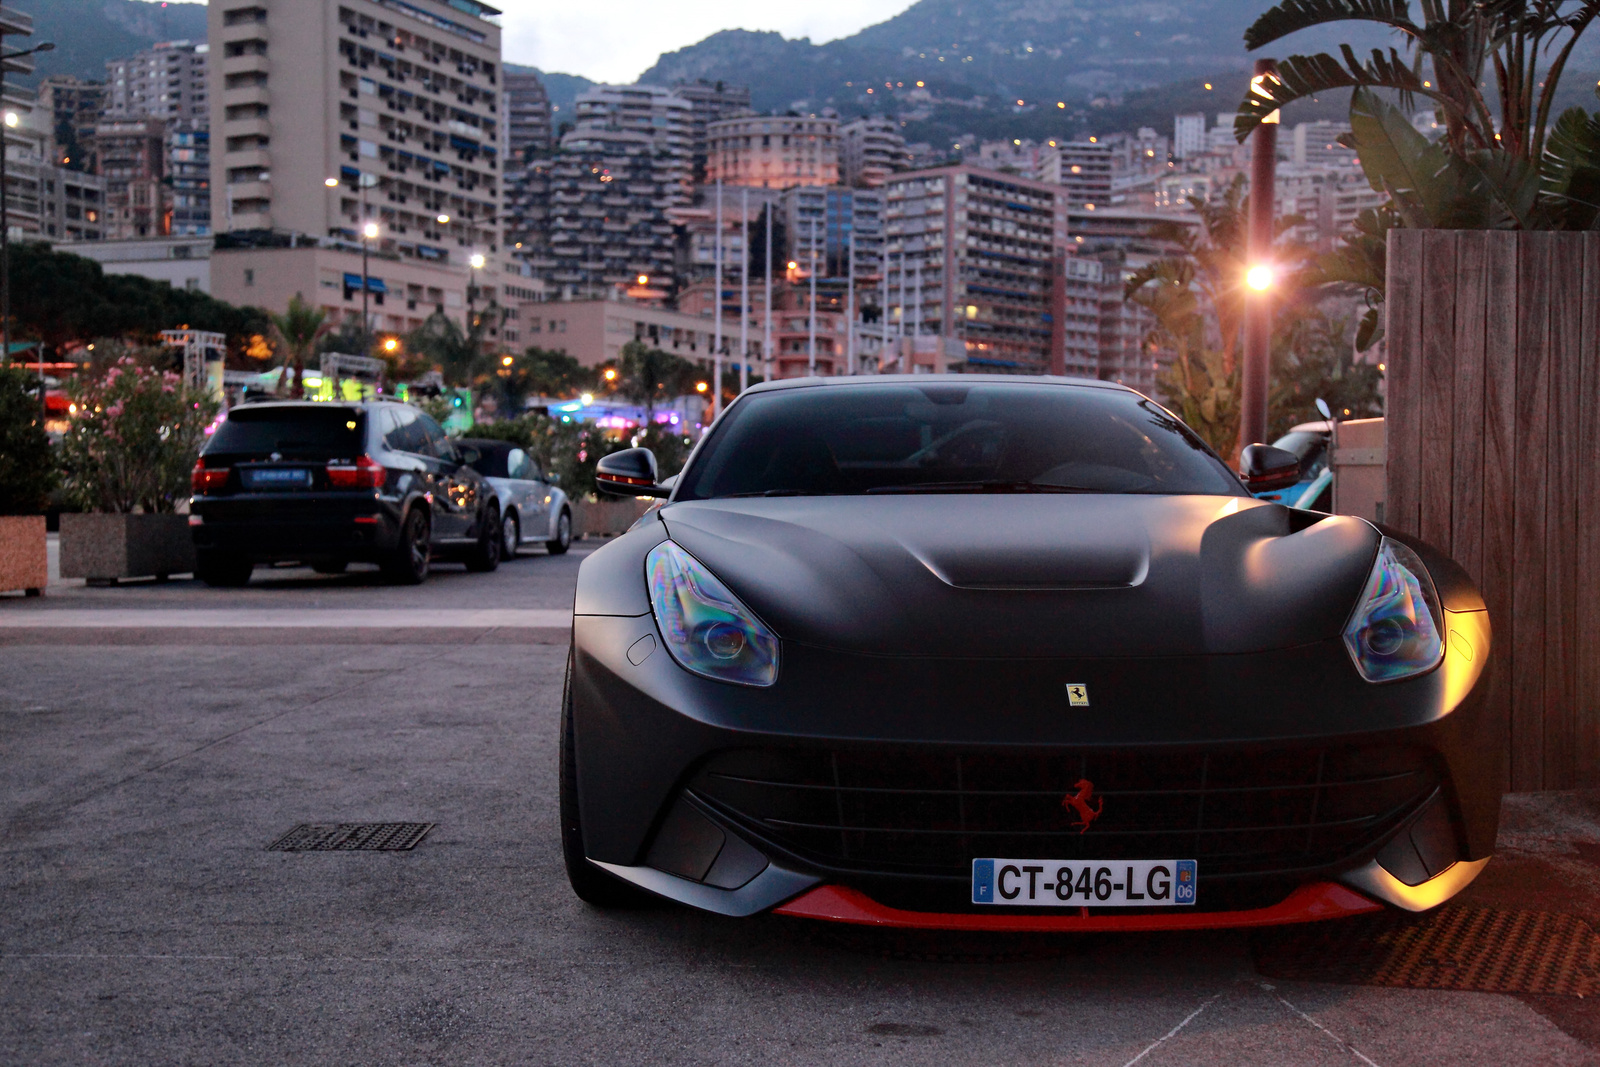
[{"x1": 0, "y1": 365, "x2": 55, "y2": 515}]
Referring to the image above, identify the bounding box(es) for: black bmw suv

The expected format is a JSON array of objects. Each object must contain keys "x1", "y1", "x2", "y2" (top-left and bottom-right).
[{"x1": 189, "y1": 400, "x2": 502, "y2": 586}]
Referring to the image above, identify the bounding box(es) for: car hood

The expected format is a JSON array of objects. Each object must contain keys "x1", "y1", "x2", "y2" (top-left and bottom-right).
[{"x1": 658, "y1": 495, "x2": 1379, "y2": 658}]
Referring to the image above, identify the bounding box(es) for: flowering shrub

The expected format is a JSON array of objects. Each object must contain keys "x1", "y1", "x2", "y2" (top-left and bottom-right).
[{"x1": 59, "y1": 358, "x2": 219, "y2": 513}]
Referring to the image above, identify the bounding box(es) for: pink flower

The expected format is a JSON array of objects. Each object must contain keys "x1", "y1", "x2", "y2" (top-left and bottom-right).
[{"x1": 105, "y1": 401, "x2": 125, "y2": 419}]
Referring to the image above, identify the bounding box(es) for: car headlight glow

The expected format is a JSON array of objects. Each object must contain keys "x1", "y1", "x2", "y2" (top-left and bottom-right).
[
  {"x1": 1342, "y1": 537, "x2": 1444, "y2": 683},
  {"x1": 646, "y1": 540, "x2": 779, "y2": 687}
]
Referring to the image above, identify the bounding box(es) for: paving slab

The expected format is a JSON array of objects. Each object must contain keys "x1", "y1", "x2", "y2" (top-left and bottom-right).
[{"x1": 3, "y1": 642, "x2": 1598, "y2": 1064}]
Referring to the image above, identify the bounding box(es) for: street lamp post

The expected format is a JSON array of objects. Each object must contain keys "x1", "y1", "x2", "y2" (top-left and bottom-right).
[
  {"x1": 1240, "y1": 57, "x2": 1279, "y2": 454},
  {"x1": 1, "y1": 40, "x2": 55, "y2": 399},
  {"x1": 361, "y1": 220, "x2": 379, "y2": 359}
]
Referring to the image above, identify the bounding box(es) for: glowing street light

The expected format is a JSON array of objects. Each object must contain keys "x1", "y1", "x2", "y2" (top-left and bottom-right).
[
  {"x1": 603, "y1": 368, "x2": 617, "y2": 381},
  {"x1": 1246, "y1": 264, "x2": 1275, "y2": 291},
  {"x1": 383, "y1": 337, "x2": 400, "y2": 353},
  {"x1": 469, "y1": 253, "x2": 486, "y2": 269},
  {"x1": 580, "y1": 392, "x2": 594, "y2": 405},
  {"x1": 362, "y1": 221, "x2": 379, "y2": 239},
  {"x1": 324, "y1": 177, "x2": 340, "y2": 188},
  {"x1": 436, "y1": 213, "x2": 450, "y2": 223},
  {"x1": 500, "y1": 354, "x2": 514, "y2": 367},
  {"x1": 695, "y1": 381, "x2": 708, "y2": 393}
]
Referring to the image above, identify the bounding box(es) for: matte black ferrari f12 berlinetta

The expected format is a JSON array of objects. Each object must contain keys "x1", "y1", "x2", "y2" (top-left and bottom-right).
[{"x1": 561, "y1": 376, "x2": 1498, "y2": 932}]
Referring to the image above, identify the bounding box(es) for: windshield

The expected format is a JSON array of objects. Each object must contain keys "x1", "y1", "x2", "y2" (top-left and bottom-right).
[
  {"x1": 675, "y1": 383, "x2": 1246, "y2": 500},
  {"x1": 206, "y1": 406, "x2": 365, "y2": 458}
]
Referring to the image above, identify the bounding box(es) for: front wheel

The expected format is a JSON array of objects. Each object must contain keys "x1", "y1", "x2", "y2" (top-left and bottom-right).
[
  {"x1": 546, "y1": 508, "x2": 572, "y2": 555},
  {"x1": 501, "y1": 510, "x2": 521, "y2": 559},
  {"x1": 465, "y1": 505, "x2": 502, "y2": 572},
  {"x1": 380, "y1": 507, "x2": 430, "y2": 585}
]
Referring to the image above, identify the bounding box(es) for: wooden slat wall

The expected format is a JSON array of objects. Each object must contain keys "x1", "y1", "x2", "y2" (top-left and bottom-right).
[{"x1": 1387, "y1": 230, "x2": 1600, "y2": 791}]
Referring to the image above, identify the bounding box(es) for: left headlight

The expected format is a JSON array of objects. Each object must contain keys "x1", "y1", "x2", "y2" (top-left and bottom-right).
[
  {"x1": 1342, "y1": 537, "x2": 1445, "y2": 683},
  {"x1": 646, "y1": 540, "x2": 780, "y2": 687}
]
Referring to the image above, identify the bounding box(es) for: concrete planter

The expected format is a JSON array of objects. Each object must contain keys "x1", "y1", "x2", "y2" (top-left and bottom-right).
[
  {"x1": 59, "y1": 513, "x2": 196, "y2": 584},
  {"x1": 0, "y1": 515, "x2": 47, "y2": 596}
]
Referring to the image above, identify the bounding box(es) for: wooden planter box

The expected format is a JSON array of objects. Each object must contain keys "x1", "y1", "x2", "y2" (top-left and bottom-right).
[
  {"x1": 0, "y1": 515, "x2": 47, "y2": 596},
  {"x1": 1386, "y1": 230, "x2": 1600, "y2": 790},
  {"x1": 59, "y1": 513, "x2": 196, "y2": 584}
]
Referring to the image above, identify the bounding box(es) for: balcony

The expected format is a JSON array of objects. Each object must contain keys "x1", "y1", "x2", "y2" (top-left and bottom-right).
[
  {"x1": 223, "y1": 86, "x2": 270, "y2": 109},
  {"x1": 0, "y1": 5, "x2": 33, "y2": 36},
  {"x1": 223, "y1": 54, "x2": 271, "y2": 77}
]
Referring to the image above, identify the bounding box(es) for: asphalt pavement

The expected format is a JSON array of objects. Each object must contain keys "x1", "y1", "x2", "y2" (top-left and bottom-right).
[{"x1": 2, "y1": 541, "x2": 1598, "y2": 1064}]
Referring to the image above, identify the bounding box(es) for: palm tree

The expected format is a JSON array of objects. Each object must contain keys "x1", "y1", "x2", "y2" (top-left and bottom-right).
[
  {"x1": 613, "y1": 340, "x2": 701, "y2": 425},
  {"x1": 267, "y1": 293, "x2": 331, "y2": 399},
  {"x1": 405, "y1": 304, "x2": 502, "y2": 391}
]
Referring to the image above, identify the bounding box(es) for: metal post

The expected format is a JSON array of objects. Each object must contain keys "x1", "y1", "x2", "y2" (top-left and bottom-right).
[
  {"x1": 912, "y1": 259, "x2": 922, "y2": 367},
  {"x1": 846, "y1": 229, "x2": 856, "y2": 375},
  {"x1": 1, "y1": 68, "x2": 10, "y2": 375},
  {"x1": 771, "y1": 202, "x2": 777, "y2": 382},
  {"x1": 713, "y1": 179, "x2": 722, "y2": 420},
  {"x1": 739, "y1": 187, "x2": 748, "y2": 395},
  {"x1": 881, "y1": 250, "x2": 890, "y2": 373},
  {"x1": 807, "y1": 218, "x2": 817, "y2": 375},
  {"x1": 1239, "y1": 57, "x2": 1279, "y2": 454}
]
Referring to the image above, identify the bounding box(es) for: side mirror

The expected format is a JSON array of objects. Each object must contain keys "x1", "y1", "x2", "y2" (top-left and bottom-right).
[
  {"x1": 1240, "y1": 444, "x2": 1302, "y2": 493},
  {"x1": 596, "y1": 447, "x2": 668, "y2": 498}
]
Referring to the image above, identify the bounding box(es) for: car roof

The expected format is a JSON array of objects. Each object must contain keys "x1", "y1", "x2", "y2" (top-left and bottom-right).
[
  {"x1": 232, "y1": 399, "x2": 405, "y2": 413},
  {"x1": 741, "y1": 373, "x2": 1140, "y2": 396}
]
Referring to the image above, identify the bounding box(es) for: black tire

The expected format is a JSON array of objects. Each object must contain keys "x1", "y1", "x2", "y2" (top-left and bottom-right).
[
  {"x1": 501, "y1": 509, "x2": 521, "y2": 559},
  {"x1": 560, "y1": 652, "x2": 653, "y2": 908},
  {"x1": 465, "y1": 504, "x2": 502, "y2": 572},
  {"x1": 381, "y1": 506, "x2": 431, "y2": 585},
  {"x1": 546, "y1": 508, "x2": 573, "y2": 555},
  {"x1": 195, "y1": 552, "x2": 253, "y2": 588},
  {"x1": 311, "y1": 559, "x2": 348, "y2": 575}
]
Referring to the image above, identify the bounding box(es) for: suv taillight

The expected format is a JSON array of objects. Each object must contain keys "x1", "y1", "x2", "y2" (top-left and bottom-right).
[
  {"x1": 191, "y1": 460, "x2": 228, "y2": 493},
  {"x1": 327, "y1": 454, "x2": 386, "y2": 489}
]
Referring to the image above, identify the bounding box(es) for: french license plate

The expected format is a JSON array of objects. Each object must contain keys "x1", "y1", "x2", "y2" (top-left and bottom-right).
[
  {"x1": 244, "y1": 468, "x2": 311, "y2": 490},
  {"x1": 971, "y1": 858, "x2": 1197, "y2": 906}
]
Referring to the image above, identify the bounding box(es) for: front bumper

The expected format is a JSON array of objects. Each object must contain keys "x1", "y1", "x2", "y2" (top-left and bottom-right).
[{"x1": 569, "y1": 606, "x2": 1496, "y2": 925}]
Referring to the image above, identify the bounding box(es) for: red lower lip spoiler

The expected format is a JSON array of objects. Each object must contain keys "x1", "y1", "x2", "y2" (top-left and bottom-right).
[{"x1": 773, "y1": 882, "x2": 1382, "y2": 931}]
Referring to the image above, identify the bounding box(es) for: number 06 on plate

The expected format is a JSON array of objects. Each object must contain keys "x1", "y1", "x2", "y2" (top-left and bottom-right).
[{"x1": 972, "y1": 859, "x2": 1197, "y2": 906}]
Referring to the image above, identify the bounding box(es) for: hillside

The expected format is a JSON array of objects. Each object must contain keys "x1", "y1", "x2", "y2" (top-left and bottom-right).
[{"x1": 19, "y1": 0, "x2": 207, "y2": 86}]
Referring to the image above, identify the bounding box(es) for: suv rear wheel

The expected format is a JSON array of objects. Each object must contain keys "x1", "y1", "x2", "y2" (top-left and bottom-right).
[
  {"x1": 381, "y1": 506, "x2": 431, "y2": 585},
  {"x1": 465, "y1": 504, "x2": 501, "y2": 572},
  {"x1": 195, "y1": 552, "x2": 253, "y2": 588}
]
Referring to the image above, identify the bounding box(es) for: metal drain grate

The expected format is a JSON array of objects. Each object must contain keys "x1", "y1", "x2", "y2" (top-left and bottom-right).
[
  {"x1": 268, "y1": 823, "x2": 434, "y2": 852},
  {"x1": 1254, "y1": 904, "x2": 1600, "y2": 996}
]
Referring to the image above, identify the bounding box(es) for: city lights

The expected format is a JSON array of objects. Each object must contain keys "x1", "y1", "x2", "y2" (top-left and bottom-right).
[
  {"x1": 324, "y1": 177, "x2": 339, "y2": 187},
  {"x1": 604, "y1": 368, "x2": 617, "y2": 381},
  {"x1": 695, "y1": 382, "x2": 708, "y2": 393},
  {"x1": 437, "y1": 213, "x2": 450, "y2": 223},
  {"x1": 362, "y1": 222, "x2": 379, "y2": 239},
  {"x1": 1246, "y1": 264, "x2": 1275, "y2": 291},
  {"x1": 501, "y1": 355, "x2": 514, "y2": 366},
  {"x1": 383, "y1": 338, "x2": 399, "y2": 352},
  {"x1": 636, "y1": 274, "x2": 649, "y2": 285},
  {"x1": 469, "y1": 253, "x2": 486, "y2": 269},
  {"x1": 580, "y1": 393, "x2": 594, "y2": 405}
]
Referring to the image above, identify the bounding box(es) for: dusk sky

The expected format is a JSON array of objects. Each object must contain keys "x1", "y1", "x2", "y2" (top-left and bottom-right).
[{"x1": 492, "y1": 0, "x2": 911, "y2": 82}]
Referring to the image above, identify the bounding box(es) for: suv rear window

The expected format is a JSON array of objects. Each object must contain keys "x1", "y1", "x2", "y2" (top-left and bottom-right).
[{"x1": 206, "y1": 406, "x2": 365, "y2": 458}]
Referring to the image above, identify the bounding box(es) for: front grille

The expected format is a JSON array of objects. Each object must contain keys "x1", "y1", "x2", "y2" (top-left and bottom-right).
[{"x1": 690, "y1": 745, "x2": 1440, "y2": 880}]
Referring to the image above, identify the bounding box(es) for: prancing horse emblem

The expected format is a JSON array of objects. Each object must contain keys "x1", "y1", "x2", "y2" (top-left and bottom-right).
[{"x1": 1061, "y1": 779, "x2": 1104, "y2": 833}]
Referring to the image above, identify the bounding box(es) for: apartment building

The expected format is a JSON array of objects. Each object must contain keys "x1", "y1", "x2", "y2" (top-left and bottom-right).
[
  {"x1": 706, "y1": 114, "x2": 839, "y2": 189},
  {"x1": 883, "y1": 165, "x2": 1069, "y2": 372},
  {"x1": 1293, "y1": 121, "x2": 1359, "y2": 169},
  {"x1": 780, "y1": 185, "x2": 884, "y2": 280},
  {"x1": 1174, "y1": 113, "x2": 1207, "y2": 160},
  {"x1": 572, "y1": 84, "x2": 692, "y2": 203},
  {"x1": 1054, "y1": 141, "x2": 1113, "y2": 208},
  {"x1": 503, "y1": 69, "x2": 551, "y2": 161},
  {"x1": 206, "y1": 0, "x2": 505, "y2": 340},
  {"x1": 39, "y1": 167, "x2": 108, "y2": 241},
  {"x1": 105, "y1": 40, "x2": 209, "y2": 122},
  {"x1": 94, "y1": 118, "x2": 167, "y2": 238},
  {"x1": 38, "y1": 75, "x2": 105, "y2": 167},
  {"x1": 839, "y1": 116, "x2": 910, "y2": 187},
  {"x1": 525, "y1": 124, "x2": 680, "y2": 296},
  {"x1": 672, "y1": 79, "x2": 751, "y2": 184}
]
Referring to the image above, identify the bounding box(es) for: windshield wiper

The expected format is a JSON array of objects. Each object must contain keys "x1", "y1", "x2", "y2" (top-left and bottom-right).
[{"x1": 863, "y1": 481, "x2": 1096, "y2": 495}]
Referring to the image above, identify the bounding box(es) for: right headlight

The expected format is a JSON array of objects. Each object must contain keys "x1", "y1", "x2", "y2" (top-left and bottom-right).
[
  {"x1": 1342, "y1": 537, "x2": 1445, "y2": 683},
  {"x1": 646, "y1": 540, "x2": 779, "y2": 687}
]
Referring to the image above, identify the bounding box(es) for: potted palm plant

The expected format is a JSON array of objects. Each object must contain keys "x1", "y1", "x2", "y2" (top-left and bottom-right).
[
  {"x1": 58, "y1": 354, "x2": 218, "y2": 584},
  {"x1": 0, "y1": 364, "x2": 53, "y2": 596}
]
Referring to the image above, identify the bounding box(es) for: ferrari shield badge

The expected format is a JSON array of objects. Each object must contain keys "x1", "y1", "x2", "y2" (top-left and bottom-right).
[{"x1": 1065, "y1": 684, "x2": 1089, "y2": 706}]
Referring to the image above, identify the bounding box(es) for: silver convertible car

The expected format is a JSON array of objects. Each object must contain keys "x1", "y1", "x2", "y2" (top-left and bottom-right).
[{"x1": 460, "y1": 438, "x2": 574, "y2": 557}]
